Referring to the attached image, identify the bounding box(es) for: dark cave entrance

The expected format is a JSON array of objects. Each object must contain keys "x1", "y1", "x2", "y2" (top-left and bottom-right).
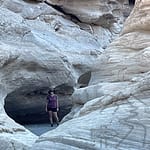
[
  {"x1": 129, "y1": 0, "x2": 135, "y2": 5},
  {"x1": 4, "y1": 85, "x2": 74, "y2": 125},
  {"x1": 77, "y1": 71, "x2": 91, "y2": 88}
]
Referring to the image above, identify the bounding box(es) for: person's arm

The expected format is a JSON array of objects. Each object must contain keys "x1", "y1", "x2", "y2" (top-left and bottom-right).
[
  {"x1": 45, "y1": 103, "x2": 48, "y2": 112},
  {"x1": 45, "y1": 96, "x2": 48, "y2": 112},
  {"x1": 56, "y1": 95, "x2": 59, "y2": 111}
]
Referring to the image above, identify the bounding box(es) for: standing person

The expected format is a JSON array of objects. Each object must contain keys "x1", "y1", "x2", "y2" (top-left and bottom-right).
[{"x1": 46, "y1": 89, "x2": 59, "y2": 127}]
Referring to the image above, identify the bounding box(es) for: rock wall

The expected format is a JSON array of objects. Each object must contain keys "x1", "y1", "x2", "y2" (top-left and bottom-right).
[
  {"x1": 46, "y1": 0, "x2": 132, "y2": 49},
  {"x1": 0, "y1": 0, "x2": 137, "y2": 149},
  {"x1": 31, "y1": 0, "x2": 150, "y2": 150},
  {"x1": 0, "y1": 0, "x2": 101, "y2": 125}
]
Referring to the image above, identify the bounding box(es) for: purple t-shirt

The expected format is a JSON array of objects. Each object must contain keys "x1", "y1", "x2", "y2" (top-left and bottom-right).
[{"x1": 47, "y1": 95, "x2": 57, "y2": 108}]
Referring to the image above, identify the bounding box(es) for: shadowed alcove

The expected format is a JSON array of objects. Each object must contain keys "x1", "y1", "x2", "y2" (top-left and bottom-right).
[
  {"x1": 78, "y1": 71, "x2": 91, "y2": 88},
  {"x1": 4, "y1": 84, "x2": 74, "y2": 125},
  {"x1": 129, "y1": 0, "x2": 135, "y2": 5}
]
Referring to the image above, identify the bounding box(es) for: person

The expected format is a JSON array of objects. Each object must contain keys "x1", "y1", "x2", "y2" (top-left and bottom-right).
[{"x1": 46, "y1": 89, "x2": 59, "y2": 127}]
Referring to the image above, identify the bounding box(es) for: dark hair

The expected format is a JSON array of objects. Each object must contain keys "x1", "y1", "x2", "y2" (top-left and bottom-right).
[{"x1": 48, "y1": 89, "x2": 54, "y2": 94}]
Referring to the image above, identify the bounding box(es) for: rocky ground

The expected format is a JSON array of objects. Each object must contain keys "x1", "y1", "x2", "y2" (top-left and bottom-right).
[{"x1": 24, "y1": 123, "x2": 57, "y2": 136}]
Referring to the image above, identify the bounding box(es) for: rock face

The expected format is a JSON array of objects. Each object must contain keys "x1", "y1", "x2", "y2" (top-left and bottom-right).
[
  {"x1": 1, "y1": 0, "x2": 101, "y2": 125},
  {"x1": 0, "y1": 0, "x2": 130, "y2": 125},
  {"x1": 46, "y1": 0, "x2": 132, "y2": 49},
  {"x1": 0, "y1": 0, "x2": 103, "y2": 148},
  {"x1": 31, "y1": 0, "x2": 150, "y2": 150},
  {"x1": 0, "y1": 105, "x2": 38, "y2": 150},
  {"x1": 0, "y1": 0, "x2": 139, "y2": 149}
]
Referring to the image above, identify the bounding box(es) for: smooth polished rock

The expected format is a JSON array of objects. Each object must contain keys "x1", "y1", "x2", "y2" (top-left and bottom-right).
[
  {"x1": 0, "y1": 0, "x2": 141, "y2": 149},
  {"x1": 45, "y1": 0, "x2": 132, "y2": 49},
  {"x1": 31, "y1": 0, "x2": 150, "y2": 150},
  {"x1": 0, "y1": 0, "x2": 102, "y2": 148},
  {"x1": 0, "y1": 0, "x2": 102, "y2": 124}
]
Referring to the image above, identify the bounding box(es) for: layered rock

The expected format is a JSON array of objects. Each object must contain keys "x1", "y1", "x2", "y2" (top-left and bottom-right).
[
  {"x1": 1, "y1": 0, "x2": 101, "y2": 125},
  {"x1": 31, "y1": 0, "x2": 150, "y2": 150},
  {"x1": 0, "y1": 0, "x2": 138, "y2": 149},
  {"x1": 0, "y1": 102, "x2": 37, "y2": 150},
  {"x1": 45, "y1": 0, "x2": 133, "y2": 25},
  {"x1": 45, "y1": 0, "x2": 132, "y2": 49},
  {"x1": 0, "y1": 0, "x2": 130, "y2": 126},
  {"x1": 0, "y1": 0, "x2": 103, "y2": 148}
]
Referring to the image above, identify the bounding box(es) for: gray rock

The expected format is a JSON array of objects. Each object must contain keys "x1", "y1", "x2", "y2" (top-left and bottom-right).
[
  {"x1": 31, "y1": 0, "x2": 150, "y2": 150},
  {"x1": 0, "y1": 0, "x2": 139, "y2": 149}
]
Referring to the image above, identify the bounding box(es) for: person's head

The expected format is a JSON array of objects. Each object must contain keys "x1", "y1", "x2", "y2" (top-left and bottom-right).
[{"x1": 48, "y1": 89, "x2": 54, "y2": 95}]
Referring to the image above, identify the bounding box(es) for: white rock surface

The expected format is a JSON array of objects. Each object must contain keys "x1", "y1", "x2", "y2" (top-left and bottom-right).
[
  {"x1": 0, "y1": 0, "x2": 102, "y2": 125},
  {"x1": 0, "y1": 0, "x2": 104, "y2": 148},
  {"x1": 31, "y1": 0, "x2": 150, "y2": 150},
  {"x1": 46, "y1": 0, "x2": 132, "y2": 49},
  {"x1": 0, "y1": 0, "x2": 141, "y2": 150}
]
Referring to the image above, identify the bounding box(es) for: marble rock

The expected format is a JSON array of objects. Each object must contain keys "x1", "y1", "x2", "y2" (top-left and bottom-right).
[
  {"x1": 0, "y1": 0, "x2": 141, "y2": 149},
  {"x1": 31, "y1": 0, "x2": 150, "y2": 150}
]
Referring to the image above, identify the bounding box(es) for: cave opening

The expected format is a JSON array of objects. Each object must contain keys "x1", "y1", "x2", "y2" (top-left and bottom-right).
[
  {"x1": 78, "y1": 71, "x2": 91, "y2": 88},
  {"x1": 4, "y1": 85, "x2": 74, "y2": 126},
  {"x1": 129, "y1": 0, "x2": 135, "y2": 5}
]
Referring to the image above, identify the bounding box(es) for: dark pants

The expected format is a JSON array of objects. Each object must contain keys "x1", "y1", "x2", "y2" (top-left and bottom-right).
[{"x1": 47, "y1": 106, "x2": 57, "y2": 112}]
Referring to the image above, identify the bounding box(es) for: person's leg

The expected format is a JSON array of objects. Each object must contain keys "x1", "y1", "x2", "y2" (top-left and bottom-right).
[
  {"x1": 48, "y1": 111, "x2": 53, "y2": 126},
  {"x1": 53, "y1": 112, "x2": 59, "y2": 125}
]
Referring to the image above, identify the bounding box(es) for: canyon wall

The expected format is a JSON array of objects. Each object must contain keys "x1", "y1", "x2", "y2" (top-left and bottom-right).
[
  {"x1": 31, "y1": 0, "x2": 150, "y2": 150},
  {"x1": 0, "y1": 0, "x2": 146, "y2": 150}
]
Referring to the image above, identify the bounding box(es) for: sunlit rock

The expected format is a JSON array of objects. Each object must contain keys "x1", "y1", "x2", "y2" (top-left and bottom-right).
[
  {"x1": 31, "y1": 0, "x2": 150, "y2": 150},
  {"x1": 0, "y1": 0, "x2": 139, "y2": 149}
]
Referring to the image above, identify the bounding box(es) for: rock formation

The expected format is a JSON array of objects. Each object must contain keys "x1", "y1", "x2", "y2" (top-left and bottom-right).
[
  {"x1": 1, "y1": 0, "x2": 101, "y2": 124},
  {"x1": 45, "y1": 0, "x2": 132, "y2": 49},
  {"x1": 0, "y1": 0, "x2": 145, "y2": 149},
  {"x1": 31, "y1": 0, "x2": 150, "y2": 150}
]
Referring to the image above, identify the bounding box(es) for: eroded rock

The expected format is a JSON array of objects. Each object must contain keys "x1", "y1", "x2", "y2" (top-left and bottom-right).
[
  {"x1": 31, "y1": 0, "x2": 150, "y2": 150},
  {"x1": 45, "y1": 0, "x2": 133, "y2": 49},
  {"x1": 0, "y1": 0, "x2": 102, "y2": 148},
  {"x1": 0, "y1": 0, "x2": 137, "y2": 149}
]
